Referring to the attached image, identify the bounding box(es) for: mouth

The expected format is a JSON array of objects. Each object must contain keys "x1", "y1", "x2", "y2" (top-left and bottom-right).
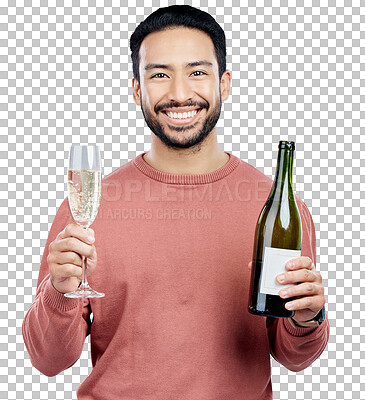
[{"x1": 161, "y1": 107, "x2": 203, "y2": 125}]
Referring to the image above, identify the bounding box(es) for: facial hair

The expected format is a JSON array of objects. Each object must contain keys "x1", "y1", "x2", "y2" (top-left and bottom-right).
[{"x1": 140, "y1": 96, "x2": 222, "y2": 150}]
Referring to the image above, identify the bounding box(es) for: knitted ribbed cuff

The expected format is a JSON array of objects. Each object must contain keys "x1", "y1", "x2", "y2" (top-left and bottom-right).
[
  {"x1": 43, "y1": 278, "x2": 81, "y2": 312},
  {"x1": 283, "y1": 317, "x2": 318, "y2": 337}
]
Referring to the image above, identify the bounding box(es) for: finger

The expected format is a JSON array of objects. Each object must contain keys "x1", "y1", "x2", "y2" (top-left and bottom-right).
[
  {"x1": 286, "y1": 256, "x2": 315, "y2": 271},
  {"x1": 57, "y1": 224, "x2": 95, "y2": 245},
  {"x1": 279, "y1": 282, "x2": 324, "y2": 299},
  {"x1": 248, "y1": 261, "x2": 252, "y2": 271},
  {"x1": 55, "y1": 250, "x2": 83, "y2": 267},
  {"x1": 84, "y1": 249, "x2": 97, "y2": 273},
  {"x1": 56, "y1": 237, "x2": 95, "y2": 258},
  {"x1": 83, "y1": 254, "x2": 98, "y2": 276},
  {"x1": 284, "y1": 294, "x2": 325, "y2": 312},
  {"x1": 88, "y1": 248, "x2": 97, "y2": 262},
  {"x1": 277, "y1": 268, "x2": 320, "y2": 285},
  {"x1": 51, "y1": 263, "x2": 83, "y2": 279}
]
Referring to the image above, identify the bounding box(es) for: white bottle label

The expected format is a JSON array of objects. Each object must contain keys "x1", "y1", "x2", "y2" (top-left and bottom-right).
[{"x1": 260, "y1": 247, "x2": 301, "y2": 296}]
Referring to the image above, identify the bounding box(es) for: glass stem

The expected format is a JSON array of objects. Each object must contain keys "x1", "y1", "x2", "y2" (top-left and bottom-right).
[{"x1": 80, "y1": 255, "x2": 89, "y2": 289}]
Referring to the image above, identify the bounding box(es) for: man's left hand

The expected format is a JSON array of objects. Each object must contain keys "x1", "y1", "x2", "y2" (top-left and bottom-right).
[{"x1": 276, "y1": 256, "x2": 325, "y2": 323}]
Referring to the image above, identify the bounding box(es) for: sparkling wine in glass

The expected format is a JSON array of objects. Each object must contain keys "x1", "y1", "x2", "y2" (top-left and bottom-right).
[{"x1": 64, "y1": 145, "x2": 104, "y2": 298}]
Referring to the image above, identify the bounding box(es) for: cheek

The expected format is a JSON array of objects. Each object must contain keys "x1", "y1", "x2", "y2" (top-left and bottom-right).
[
  {"x1": 140, "y1": 92, "x2": 153, "y2": 111},
  {"x1": 141, "y1": 85, "x2": 164, "y2": 111},
  {"x1": 197, "y1": 81, "x2": 219, "y2": 106}
]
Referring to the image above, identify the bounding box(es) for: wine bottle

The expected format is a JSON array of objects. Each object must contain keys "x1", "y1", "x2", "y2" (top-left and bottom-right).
[{"x1": 248, "y1": 141, "x2": 302, "y2": 318}]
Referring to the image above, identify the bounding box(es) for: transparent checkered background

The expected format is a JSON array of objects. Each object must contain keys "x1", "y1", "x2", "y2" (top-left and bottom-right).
[{"x1": 1, "y1": 0, "x2": 364, "y2": 399}]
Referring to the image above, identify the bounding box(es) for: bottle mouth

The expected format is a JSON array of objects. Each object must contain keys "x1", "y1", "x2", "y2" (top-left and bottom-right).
[{"x1": 279, "y1": 141, "x2": 295, "y2": 150}]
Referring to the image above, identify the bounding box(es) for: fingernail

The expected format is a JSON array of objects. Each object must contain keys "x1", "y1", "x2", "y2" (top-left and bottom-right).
[
  {"x1": 281, "y1": 290, "x2": 288, "y2": 297},
  {"x1": 277, "y1": 274, "x2": 285, "y2": 283},
  {"x1": 286, "y1": 302, "x2": 294, "y2": 310},
  {"x1": 88, "y1": 236, "x2": 95, "y2": 243},
  {"x1": 92, "y1": 250, "x2": 96, "y2": 258}
]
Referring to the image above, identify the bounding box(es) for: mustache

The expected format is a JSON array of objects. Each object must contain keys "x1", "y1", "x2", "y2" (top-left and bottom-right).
[{"x1": 155, "y1": 100, "x2": 209, "y2": 113}]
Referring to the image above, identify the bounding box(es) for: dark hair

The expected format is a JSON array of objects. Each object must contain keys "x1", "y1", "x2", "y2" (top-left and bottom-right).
[{"x1": 130, "y1": 5, "x2": 226, "y2": 83}]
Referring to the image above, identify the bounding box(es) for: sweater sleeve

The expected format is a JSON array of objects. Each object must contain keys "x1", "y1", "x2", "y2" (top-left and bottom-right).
[
  {"x1": 22, "y1": 198, "x2": 91, "y2": 377},
  {"x1": 266, "y1": 198, "x2": 330, "y2": 372}
]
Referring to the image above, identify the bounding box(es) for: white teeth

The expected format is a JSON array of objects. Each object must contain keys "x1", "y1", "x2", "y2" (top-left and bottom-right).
[{"x1": 166, "y1": 110, "x2": 198, "y2": 119}]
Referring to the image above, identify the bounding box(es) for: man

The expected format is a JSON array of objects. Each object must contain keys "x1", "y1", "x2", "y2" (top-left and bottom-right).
[{"x1": 23, "y1": 5, "x2": 329, "y2": 400}]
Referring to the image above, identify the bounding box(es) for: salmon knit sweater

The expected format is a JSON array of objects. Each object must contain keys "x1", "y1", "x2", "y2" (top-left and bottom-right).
[{"x1": 23, "y1": 152, "x2": 329, "y2": 400}]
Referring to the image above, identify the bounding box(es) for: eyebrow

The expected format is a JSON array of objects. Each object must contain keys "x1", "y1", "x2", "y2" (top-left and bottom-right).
[{"x1": 144, "y1": 60, "x2": 213, "y2": 71}]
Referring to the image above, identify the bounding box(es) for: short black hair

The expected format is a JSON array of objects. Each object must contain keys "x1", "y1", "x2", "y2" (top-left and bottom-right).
[{"x1": 130, "y1": 5, "x2": 226, "y2": 83}]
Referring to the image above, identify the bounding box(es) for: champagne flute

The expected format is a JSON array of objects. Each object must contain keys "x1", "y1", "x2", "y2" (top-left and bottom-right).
[{"x1": 64, "y1": 145, "x2": 105, "y2": 298}]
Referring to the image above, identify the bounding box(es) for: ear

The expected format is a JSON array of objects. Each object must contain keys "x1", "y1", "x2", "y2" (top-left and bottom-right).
[
  {"x1": 220, "y1": 70, "x2": 232, "y2": 102},
  {"x1": 132, "y1": 77, "x2": 141, "y2": 106}
]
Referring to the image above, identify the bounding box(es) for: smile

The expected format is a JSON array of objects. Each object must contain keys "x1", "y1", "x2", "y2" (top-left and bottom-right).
[
  {"x1": 166, "y1": 110, "x2": 198, "y2": 119},
  {"x1": 161, "y1": 108, "x2": 202, "y2": 125}
]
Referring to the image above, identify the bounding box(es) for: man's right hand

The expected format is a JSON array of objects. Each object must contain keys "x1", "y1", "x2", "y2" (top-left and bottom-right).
[{"x1": 47, "y1": 224, "x2": 97, "y2": 294}]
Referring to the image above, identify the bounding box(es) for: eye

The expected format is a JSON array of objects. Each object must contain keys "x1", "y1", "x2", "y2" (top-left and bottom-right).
[
  {"x1": 151, "y1": 73, "x2": 168, "y2": 78},
  {"x1": 191, "y1": 71, "x2": 206, "y2": 77}
]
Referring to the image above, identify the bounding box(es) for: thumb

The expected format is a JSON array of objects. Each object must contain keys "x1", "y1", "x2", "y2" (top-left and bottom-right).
[{"x1": 85, "y1": 248, "x2": 97, "y2": 272}]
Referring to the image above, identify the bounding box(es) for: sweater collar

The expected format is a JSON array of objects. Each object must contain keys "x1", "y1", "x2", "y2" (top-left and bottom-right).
[{"x1": 133, "y1": 152, "x2": 240, "y2": 185}]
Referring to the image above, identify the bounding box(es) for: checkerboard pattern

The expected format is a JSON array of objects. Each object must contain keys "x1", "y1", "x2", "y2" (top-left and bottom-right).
[{"x1": 1, "y1": 0, "x2": 364, "y2": 399}]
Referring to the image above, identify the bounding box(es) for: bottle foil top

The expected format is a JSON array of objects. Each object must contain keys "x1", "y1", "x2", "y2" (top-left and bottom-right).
[{"x1": 279, "y1": 141, "x2": 295, "y2": 150}]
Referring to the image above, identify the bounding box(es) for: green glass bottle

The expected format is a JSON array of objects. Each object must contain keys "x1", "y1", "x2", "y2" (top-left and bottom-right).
[{"x1": 248, "y1": 141, "x2": 302, "y2": 318}]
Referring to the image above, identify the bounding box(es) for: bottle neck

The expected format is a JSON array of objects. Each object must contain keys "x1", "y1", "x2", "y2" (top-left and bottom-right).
[{"x1": 269, "y1": 147, "x2": 295, "y2": 201}]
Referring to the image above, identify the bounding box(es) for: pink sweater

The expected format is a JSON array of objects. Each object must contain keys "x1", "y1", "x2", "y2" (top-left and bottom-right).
[{"x1": 23, "y1": 152, "x2": 329, "y2": 400}]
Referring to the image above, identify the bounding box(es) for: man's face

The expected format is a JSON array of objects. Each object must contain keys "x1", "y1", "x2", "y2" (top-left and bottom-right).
[{"x1": 132, "y1": 27, "x2": 231, "y2": 150}]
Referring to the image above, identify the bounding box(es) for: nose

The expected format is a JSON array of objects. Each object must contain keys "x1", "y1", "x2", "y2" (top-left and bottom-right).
[{"x1": 168, "y1": 74, "x2": 193, "y2": 103}]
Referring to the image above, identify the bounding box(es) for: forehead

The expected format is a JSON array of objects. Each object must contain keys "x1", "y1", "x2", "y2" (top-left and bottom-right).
[{"x1": 139, "y1": 27, "x2": 217, "y2": 69}]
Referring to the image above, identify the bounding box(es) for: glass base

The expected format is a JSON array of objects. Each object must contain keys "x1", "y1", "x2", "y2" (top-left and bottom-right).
[{"x1": 64, "y1": 284, "x2": 105, "y2": 298}]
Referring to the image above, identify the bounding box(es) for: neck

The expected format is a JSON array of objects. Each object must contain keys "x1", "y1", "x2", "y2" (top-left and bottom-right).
[
  {"x1": 270, "y1": 147, "x2": 294, "y2": 202},
  {"x1": 143, "y1": 129, "x2": 229, "y2": 174}
]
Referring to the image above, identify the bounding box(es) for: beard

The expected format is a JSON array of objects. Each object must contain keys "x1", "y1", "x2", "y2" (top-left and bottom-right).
[{"x1": 140, "y1": 96, "x2": 222, "y2": 150}]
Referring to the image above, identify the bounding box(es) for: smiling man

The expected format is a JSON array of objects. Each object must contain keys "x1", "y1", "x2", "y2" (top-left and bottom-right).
[
  {"x1": 132, "y1": 24, "x2": 231, "y2": 173},
  {"x1": 23, "y1": 5, "x2": 329, "y2": 400}
]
